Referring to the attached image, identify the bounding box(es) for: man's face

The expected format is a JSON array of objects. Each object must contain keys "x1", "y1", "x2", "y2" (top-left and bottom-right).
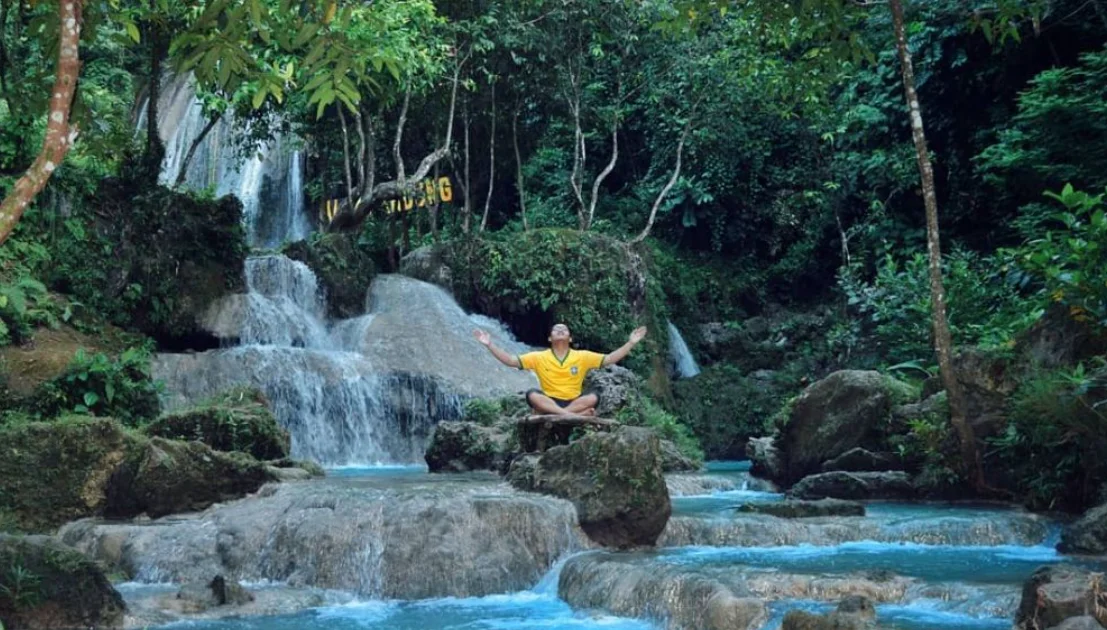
[{"x1": 549, "y1": 324, "x2": 571, "y2": 343}]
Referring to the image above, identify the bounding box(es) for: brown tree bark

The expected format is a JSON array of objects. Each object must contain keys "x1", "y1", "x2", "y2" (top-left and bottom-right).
[
  {"x1": 889, "y1": 0, "x2": 982, "y2": 489},
  {"x1": 480, "y1": 84, "x2": 495, "y2": 232},
  {"x1": 632, "y1": 118, "x2": 691, "y2": 244},
  {"x1": 0, "y1": 0, "x2": 82, "y2": 246},
  {"x1": 512, "y1": 111, "x2": 528, "y2": 231},
  {"x1": 174, "y1": 111, "x2": 222, "y2": 187}
]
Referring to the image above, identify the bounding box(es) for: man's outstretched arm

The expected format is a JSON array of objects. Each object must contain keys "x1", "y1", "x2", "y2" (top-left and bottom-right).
[
  {"x1": 473, "y1": 329, "x2": 522, "y2": 368},
  {"x1": 602, "y1": 326, "x2": 647, "y2": 366}
]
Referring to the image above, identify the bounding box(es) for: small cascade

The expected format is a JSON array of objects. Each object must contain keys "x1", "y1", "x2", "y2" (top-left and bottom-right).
[
  {"x1": 667, "y1": 321, "x2": 701, "y2": 379},
  {"x1": 143, "y1": 74, "x2": 312, "y2": 248}
]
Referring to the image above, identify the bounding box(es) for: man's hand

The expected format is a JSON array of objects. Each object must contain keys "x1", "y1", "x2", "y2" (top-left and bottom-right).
[
  {"x1": 473, "y1": 329, "x2": 492, "y2": 347},
  {"x1": 629, "y1": 326, "x2": 647, "y2": 344}
]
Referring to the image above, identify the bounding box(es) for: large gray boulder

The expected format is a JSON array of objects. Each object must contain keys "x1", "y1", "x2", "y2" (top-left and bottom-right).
[
  {"x1": 582, "y1": 365, "x2": 641, "y2": 416},
  {"x1": 0, "y1": 535, "x2": 126, "y2": 630},
  {"x1": 777, "y1": 370, "x2": 914, "y2": 484},
  {"x1": 425, "y1": 421, "x2": 515, "y2": 473},
  {"x1": 789, "y1": 471, "x2": 916, "y2": 501},
  {"x1": 1016, "y1": 566, "x2": 1107, "y2": 630},
  {"x1": 513, "y1": 427, "x2": 671, "y2": 548},
  {"x1": 1058, "y1": 504, "x2": 1107, "y2": 555}
]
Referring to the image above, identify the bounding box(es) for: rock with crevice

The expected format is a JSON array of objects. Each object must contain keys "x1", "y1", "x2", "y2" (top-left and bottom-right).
[
  {"x1": 1015, "y1": 566, "x2": 1107, "y2": 630},
  {"x1": 747, "y1": 436, "x2": 783, "y2": 481},
  {"x1": 776, "y1": 370, "x2": 914, "y2": 484},
  {"x1": 175, "y1": 575, "x2": 255, "y2": 613},
  {"x1": 789, "y1": 471, "x2": 916, "y2": 501},
  {"x1": 581, "y1": 365, "x2": 642, "y2": 416}
]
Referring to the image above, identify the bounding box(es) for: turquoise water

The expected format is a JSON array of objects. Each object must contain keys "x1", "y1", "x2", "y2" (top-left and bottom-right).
[{"x1": 133, "y1": 461, "x2": 1084, "y2": 630}]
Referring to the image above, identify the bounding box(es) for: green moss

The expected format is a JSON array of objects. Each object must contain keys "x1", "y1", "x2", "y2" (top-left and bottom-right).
[
  {"x1": 445, "y1": 230, "x2": 668, "y2": 377},
  {"x1": 614, "y1": 392, "x2": 704, "y2": 466},
  {"x1": 144, "y1": 387, "x2": 290, "y2": 460},
  {"x1": 881, "y1": 374, "x2": 922, "y2": 406},
  {"x1": 49, "y1": 179, "x2": 247, "y2": 345},
  {"x1": 0, "y1": 418, "x2": 135, "y2": 532},
  {"x1": 284, "y1": 232, "x2": 377, "y2": 319}
]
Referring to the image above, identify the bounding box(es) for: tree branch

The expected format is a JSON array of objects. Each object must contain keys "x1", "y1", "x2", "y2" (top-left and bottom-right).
[
  {"x1": 175, "y1": 110, "x2": 222, "y2": 187},
  {"x1": 632, "y1": 116, "x2": 691, "y2": 244},
  {"x1": 480, "y1": 83, "x2": 496, "y2": 232}
]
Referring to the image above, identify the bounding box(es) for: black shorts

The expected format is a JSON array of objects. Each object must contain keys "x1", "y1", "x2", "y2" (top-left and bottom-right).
[{"x1": 525, "y1": 388, "x2": 600, "y2": 408}]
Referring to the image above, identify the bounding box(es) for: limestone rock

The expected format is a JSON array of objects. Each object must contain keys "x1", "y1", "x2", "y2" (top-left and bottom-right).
[
  {"x1": 582, "y1": 365, "x2": 642, "y2": 417},
  {"x1": 777, "y1": 370, "x2": 913, "y2": 484},
  {"x1": 505, "y1": 454, "x2": 540, "y2": 491},
  {"x1": 518, "y1": 427, "x2": 671, "y2": 548},
  {"x1": 1016, "y1": 566, "x2": 1107, "y2": 630},
  {"x1": 821, "y1": 448, "x2": 899, "y2": 473},
  {"x1": 113, "y1": 438, "x2": 275, "y2": 519},
  {"x1": 747, "y1": 436, "x2": 784, "y2": 481},
  {"x1": 736, "y1": 499, "x2": 865, "y2": 518},
  {"x1": 659, "y1": 438, "x2": 700, "y2": 472},
  {"x1": 399, "y1": 244, "x2": 454, "y2": 289},
  {"x1": 1059, "y1": 503, "x2": 1107, "y2": 555},
  {"x1": 789, "y1": 471, "x2": 916, "y2": 501},
  {"x1": 425, "y1": 421, "x2": 515, "y2": 473},
  {"x1": 0, "y1": 534, "x2": 125, "y2": 630}
]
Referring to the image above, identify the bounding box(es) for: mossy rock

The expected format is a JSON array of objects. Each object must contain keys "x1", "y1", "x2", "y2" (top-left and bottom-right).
[
  {"x1": 0, "y1": 534, "x2": 125, "y2": 630},
  {"x1": 109, "y1": 438, "x2": 274, "y2": 519},
  {"x1": 284, "y1": 232, "x2": 376, "y2": 318},
  {"x1": 0, "y1": 417, "x2": 136, "y2": 532},
  {"x1": 0, "y1": 417, "x2": 276, "y2": 531},
  {"x1": 144, "y1": 387, "x2": 290, "y2": 460}
]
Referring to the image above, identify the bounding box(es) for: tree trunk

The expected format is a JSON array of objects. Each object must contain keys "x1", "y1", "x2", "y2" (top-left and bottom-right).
[
  {"x1": 480, "y1": 84, "x2": 495, "y2": 232},
  {"x1": 174, "y1": 111, "x2": 222, "y2": 187},
  {"x1": 632, "y1": 119, "x2": 690, "y2": 244},
  {"x1": 513, "y1": 111, "x2": 528, "y2": 231},
  {"x1": 462, "y1": 100, "x2": 472, "y2": 233},
  {"x1": 889, "y1": 0, "x2": 981, "y2": 488},
  {"x1": 0, "y1": 0, "x2": 82, "y2": 246}
]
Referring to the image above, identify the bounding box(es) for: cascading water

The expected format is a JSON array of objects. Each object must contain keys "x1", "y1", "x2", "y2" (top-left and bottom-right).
[
  {"x1": 667, "y1": 322, "x2": 701, "y2": 379},
  {"x1": 144, "y1": 74, "x2": 312, "y2": 249}
]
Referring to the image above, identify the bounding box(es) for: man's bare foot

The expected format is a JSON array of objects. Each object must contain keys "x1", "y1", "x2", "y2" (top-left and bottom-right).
[{"x1": 578, "y1": 408, "x2": 596, "y2": 417}]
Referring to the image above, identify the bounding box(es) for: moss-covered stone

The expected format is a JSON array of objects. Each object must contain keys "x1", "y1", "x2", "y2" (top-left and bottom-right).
[
  {"x1": 0, "y1": 418, "x2": 135, "y2": 532},
  {"x1": 0, "y1": 534, "x2": 125, "y2": 630},
  {"x1": 111, "y1": 438, "x2": 274, "y2": 519},
  {"x1": 284, "y1": 232, "x2": 376, "y2": 318},
  {"x1": 0, "y1": 417, "x2": 276, "y2": 531},
  {"x1": 144, "y1": 387, "x2": 290, "y2": 460}
]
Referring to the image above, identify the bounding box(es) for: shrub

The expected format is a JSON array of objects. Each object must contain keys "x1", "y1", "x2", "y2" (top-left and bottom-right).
[
  {"x1": 988, "y1": 361, "x2": 1107, "y2": 511},
  {"x1": 615, "y1": 392, "x2": 704, "y2": 465},
  {"x1": 26, "y1": 348, "x2": 161, "y2": 426}
]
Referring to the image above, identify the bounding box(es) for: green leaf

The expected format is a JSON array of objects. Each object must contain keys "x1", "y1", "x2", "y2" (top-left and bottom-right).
[
  {"x1": 105, "y1": 381, "x2": 115, "y2": 404},
  {"x1": 125, "y1": 20, "x2": 141, "y2": 43},
  {"x1": 83, "y1": 392, "x2": 99, "y2": 407},
  {"x1": 252, "y1": 85, "x2": 268, "y2": 109}
]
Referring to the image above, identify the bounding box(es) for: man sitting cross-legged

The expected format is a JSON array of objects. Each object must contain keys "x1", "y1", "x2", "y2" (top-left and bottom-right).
[{"x1": 473, "y1": 323, "x2": 647, "y2": 416}]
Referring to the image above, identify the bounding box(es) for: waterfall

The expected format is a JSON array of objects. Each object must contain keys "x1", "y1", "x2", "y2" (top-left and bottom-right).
[
  {"x1": 143, "y1": 74, "x2": 312, "y2": 248},
  {"x1": 157, "y1": 259, "x2": 536, "y2": 465},
  {"x1": 667, "y1": 321, "x2": 701, "y2": 379}
]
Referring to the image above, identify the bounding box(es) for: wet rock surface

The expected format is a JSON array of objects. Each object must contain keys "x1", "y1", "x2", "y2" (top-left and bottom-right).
[
  {"x1": 60, "y1": 475, "x2": 588, "y2": 600},
  {"x1": 1059, "y1": 503, "x2": 1107, "y2": 555},
  {"x1": 424, "y1": 421, "x2": 515, "y2": 473},
  {"x1": 1016, "y1": 566, "x2": 1107, "y2": 630},
  {"x1": 736, "y1": 499, "x2": 865, "y2": 518}
]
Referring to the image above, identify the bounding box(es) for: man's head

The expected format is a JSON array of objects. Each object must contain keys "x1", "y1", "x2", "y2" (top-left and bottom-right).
[{"x1": 549, "y1": 323, "x2": 572, "y2": 344}]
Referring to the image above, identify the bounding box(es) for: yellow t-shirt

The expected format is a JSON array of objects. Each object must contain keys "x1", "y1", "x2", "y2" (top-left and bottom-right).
[{"x1": 518, "y1": 349, "x2": 605, "y2": 400}]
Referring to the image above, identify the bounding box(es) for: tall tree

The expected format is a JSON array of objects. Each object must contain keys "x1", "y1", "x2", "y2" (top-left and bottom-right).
[{"x1": 0, "y1": 0, "x2": 81, "y2": 246}]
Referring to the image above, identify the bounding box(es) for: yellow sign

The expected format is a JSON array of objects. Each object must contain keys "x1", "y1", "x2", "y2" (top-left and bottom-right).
[
  {"x1": 320, "y1": 176, "x2": 454, "y2": 224},
  {"x1": 382, "y1": 176, "x2": 453, "y2": 214}
]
